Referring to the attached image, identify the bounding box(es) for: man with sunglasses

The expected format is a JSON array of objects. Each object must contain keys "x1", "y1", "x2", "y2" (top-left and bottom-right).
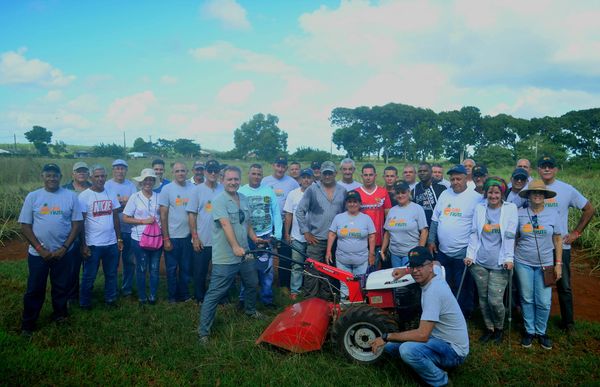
[
  {"x1": 198, "y1": 166, "x2": 267, "y2": 344},
  {"x1": 506, "y1": 168, "x2": 529, "y2": 208},
  {"x1": 537, "y1": 155, "x2": 595, "y2": 333},
  {"x1": 159, "y1": 162, "x2": 194, "y2": 303},
  {"x1": 187, "y1": 160, "x2": 224, "y2": 304},
  {"x1": 371, "y1": 246, "x2": 468, "y2": 387}
]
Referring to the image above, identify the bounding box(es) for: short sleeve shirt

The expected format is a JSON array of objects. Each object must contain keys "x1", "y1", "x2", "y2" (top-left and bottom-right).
[
  {"x1": 122, "y1": 191, "x2": 161, "y2": 242},
  {"x1": 357, "y1": 186, "x2": 392, "y2": 246},
  {"x1": 158, "y1": 181, "x2": 194, "y2": 238},
  {"x1": 384, "y1": 202, "x2": 428, "y2": 256},
  {"x1": 329, "y1": 212, "x2": 375, "y2": 265},
  {"x1": 544, "y1": 179, "x2": 588, "y2": 249},
  {"x1": 261, "y1": 175, "x2": 299, "y2": 217},
  {"x1": 79, "y1": 188, "x2": 121, "y2": 246},
  {"x1": 476, "y1": 206, "x2": 502, "y2": 269},
  {"x1": 211, "y1": 192, "x2": 251, "y2": 265},
  {"x1": 18, "y1": 187, "x2": 83, "y2": 256},
  {"x1": 186, "y1": 183, "x2": 224, "y2": 246},
  {"x1": 515, "y1": 207, "x2": 561, "y2": 267},
  {"x1": 105, "y1": 178, "x2": 138, "y2": 233},
  {"x1": 283, "y1": 187, "x2": 306, "y2": 242}
]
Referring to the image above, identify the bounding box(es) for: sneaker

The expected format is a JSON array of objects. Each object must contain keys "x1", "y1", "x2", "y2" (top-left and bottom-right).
[
  {"x1": 198, "y1": 335, "x2": 209, "y2": 345},
  {"x1": 492, "y1": 329, "x2": 504, "y2": 345},
  {"x1": 521, "y1": 333, "x2": 534, "y2": 348},
  {"x1": 538, "y1": 334, "x2": 553, "y2": 350},
  {"x1": 247, "y1": 311, "x2": 266, "y2": 320},
  {"x1": 478, "y1": 329, "x2": 494, "y2": 343}
]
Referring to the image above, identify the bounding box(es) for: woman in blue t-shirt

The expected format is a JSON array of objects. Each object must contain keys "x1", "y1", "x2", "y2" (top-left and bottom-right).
[
  {"x1": 465, "y1": 177, "x2": 517, "y2": 345},
  {"x1": 326, "y1": 190, "x2": 376, "y2": 299},
  {"x1": 514, "y1": 180, "x2": 563, "y2": 350}
]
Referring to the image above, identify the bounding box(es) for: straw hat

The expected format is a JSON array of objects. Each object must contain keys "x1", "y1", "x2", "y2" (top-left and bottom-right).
[
  {"x1": 133, "y1": 168, "x2": 160, "y2": 189},
  {"x1": 518, "y1": 179, "x2": 557, "y2": 199}
]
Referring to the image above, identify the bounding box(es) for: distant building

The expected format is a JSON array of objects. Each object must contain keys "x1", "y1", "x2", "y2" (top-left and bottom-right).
[
  {"x1": 127, "y1": 152, "x2": 147, "y2": 159},
  {"x1": 74, "y1": 150, "x2": 92, "y2": 158}
]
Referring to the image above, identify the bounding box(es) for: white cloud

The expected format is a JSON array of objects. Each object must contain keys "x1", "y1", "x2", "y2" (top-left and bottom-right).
[
  {"x1": 160, "y1": 75, "x2": 178, "y2": 85},
  {"x1": 190, "y1": 41, "x2": 296, "y2": 75},
  {"x1": 106, "y1": 91, "x2": 157, "y2": 128},
  {"x1": 0, "y1": 48, "x2": 75, "y2": 87},
  {"x1": 67, "y1": 94, "x2": 99, "y2": 113},
  {"x1": 200, "y1": 0, "x2": 251, "y2": 30},
  {"x1": 216, "y1": 80, "x2": 255, "y2": 104},
  {"x1": 42, "y1": 90, "x2": 63, "y2": 102}
]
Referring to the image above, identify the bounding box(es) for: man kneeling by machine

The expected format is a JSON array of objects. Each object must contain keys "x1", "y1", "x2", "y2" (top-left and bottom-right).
[{"x1": 371, "y1": 246, "x2": 469, "y2": 387}]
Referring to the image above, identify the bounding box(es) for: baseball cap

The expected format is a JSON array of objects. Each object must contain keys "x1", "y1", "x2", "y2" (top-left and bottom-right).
[
  {"x1": 511, "y1": 168, "x2": 529, "y2": 179},
  {"x1": 447, "y1": 164, "x2": 467, "y2": 175},
  {"x1": 72, "y1": 161, "x2": 89, "y2": 172},
  {"x1": 407, "y1": 246, "x2": 433, "y2": 268},
  {"x1": 42, "y1": 163, "x2": 61, "y2": 174},
  {"x1": 345, "y1": 190, "x2": 362, "y2": 202},
  {"x1": 393, "y1": 181, "x2": 410, "y2": 193},
  {"x1": 274, "y1": 156, "x2": 288, "y2": 165},
  {"x1": 193, "y1": 161, "x2": 205, "y2": 170},
  {"x1": 537, "y1": 155, "x2": 557, "y2": 168},
  {"x1": 112, "y1": 159, "x2": 128, "y2": 168},
  {"x1": 299, "y1": 168, "x2": 314, "y2": 177},
  {"x1": 472, "y1": 164, "x2": 488, "y2": 177},
  {"x1": 311, "y1": 161, "x2": 321, "y2": 170},
  {"x1": 320, "y1": 161, "x2": 336, "y2": 173},
  {"x1": 205, "y1": 160, "x2": 220, "y2": 171}
]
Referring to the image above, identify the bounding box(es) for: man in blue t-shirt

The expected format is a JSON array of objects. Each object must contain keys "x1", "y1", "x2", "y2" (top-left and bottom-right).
[
  {"x1": 371, "y1": 247, "x2": 469, "y2": 386},
  {"x1": 19, "y1": 164, "x2": 83, "y2": 336}
]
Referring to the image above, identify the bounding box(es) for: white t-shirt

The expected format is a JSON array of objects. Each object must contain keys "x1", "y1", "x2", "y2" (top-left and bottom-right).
[
  {"x1": 122, "y1": 191, "x2": 161, "y2": 242},
  {"x1": 79, "y1": 188, "x2": 121, "y2": 246},
  {"x1": 544, "y1": 179, "x2": 588, "y2": 250},
  {"x1": 105, "y1": 178, "x2": 137, "y2": 234},
  {"x1": 283, "y1": 187, "x2": 307, "y2": 242},
  {"x1": 431, "y1": 188, "x2": 482, "y2": 255},
  {"x1": 337, "y1": 180, "x2": 362, "y2": 191}
]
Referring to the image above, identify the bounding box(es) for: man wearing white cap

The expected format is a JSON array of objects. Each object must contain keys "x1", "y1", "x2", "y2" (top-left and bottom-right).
[
  {"x1": 106, "y1": 159, "x2": 138, "y2": 297},
  {"x1": 189, "y1": 161, "x2": 205, "y2": 185}
]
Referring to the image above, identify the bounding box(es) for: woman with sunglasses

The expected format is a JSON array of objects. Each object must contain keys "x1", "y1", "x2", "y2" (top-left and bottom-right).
[
  {"x1": 122, "y1": 169, "x2": 162, "y2": 305},
  {"x1": 514, "y1": 179, "x2": 562, "y2": 350},
  {"x1": 464, "y1": 177, "x2": 517, "y2": 344}
]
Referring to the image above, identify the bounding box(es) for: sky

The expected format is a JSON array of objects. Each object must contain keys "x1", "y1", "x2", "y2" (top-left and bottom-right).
[{"x1": 1, "y1": 0, "x2": 600, "y2": 153}]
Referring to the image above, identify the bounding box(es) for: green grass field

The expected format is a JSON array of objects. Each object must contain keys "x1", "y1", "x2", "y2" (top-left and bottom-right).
[
  {"x1": 1, "y1": 260, "x2": 599, "y2": 386},
  {"x1": 1, "y1": 156, "x2": 599, "y2": 385}
]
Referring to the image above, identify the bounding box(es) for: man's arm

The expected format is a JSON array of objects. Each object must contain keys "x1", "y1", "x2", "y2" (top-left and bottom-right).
[
  {"x1": 219, "y1": 217, "x2": 245, "y2": 257},
  {"x1": 113, "y1": 210, "x2": 123, "y2": 251},
  {"x1": 370, "y1": 320, "x2": 435, "y2": 352},
  {"x1": 188, "y1": 212, "x2": 202, "y2": 252},
  {"x1": 564, "y1": 201, "x2": 595, "y2": 244},
  {"x1": 284, "y1": 212, "x2": 293, "y2": 243},
  {"x1": 20, "y1": 223, "x2": 52, "y2": 260},
  {"x1": 53, "y1": 220, "x2": 83, "y2": 259},
  {"x1": 160, "y1": 206, "x2": 172, "y2": 251}
]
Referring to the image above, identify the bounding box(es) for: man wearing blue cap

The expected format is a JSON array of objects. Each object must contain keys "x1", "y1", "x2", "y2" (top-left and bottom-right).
[
  {"x1": 19, "y1": 164, "x2": 83, "y2": 336},
  {"x1": 427, "y1": 164, "x2": 481, "y2": 318},
  {"x1": 371, "y1": 246, "x2": 468, "y2": 387},
  {"x1": 106, "y1": 159, "x2": 138, "y2": 297}
]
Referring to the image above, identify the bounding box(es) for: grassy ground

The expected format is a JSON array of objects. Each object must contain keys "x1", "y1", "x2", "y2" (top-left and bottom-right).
[{"x1": 1, "y1": 260, "x2": 599, "y2": 386}]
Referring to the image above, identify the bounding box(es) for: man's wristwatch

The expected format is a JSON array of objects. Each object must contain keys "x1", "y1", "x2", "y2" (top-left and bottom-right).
[{"x1": 382, "y1": 333, "x2": 389, "y2": 342}]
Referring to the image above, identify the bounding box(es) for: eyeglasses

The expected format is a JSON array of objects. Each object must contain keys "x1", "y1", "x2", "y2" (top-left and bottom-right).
[
  {"x1": 409, "y1": 262, "x2": 432, "y2": 272},
  {"x1": 531, "y1": 215, "x2": 539, "y2": 229},
  {"x1": 207, "y1": 169, "x2": 219, "y2": 174},
  {"x1": 238, "y1": 209, "x2": 245, "y2": 223},
  {"x1": 513, "y1": 177, "x2": 527, "y2": 182}
]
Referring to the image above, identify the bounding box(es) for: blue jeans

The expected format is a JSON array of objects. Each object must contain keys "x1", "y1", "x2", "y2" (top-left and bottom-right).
[
  {"x1": 193, "y1": 246, "x2": 212, "y2": 302},
  {"x1": 131, "y1": 239, "x2": 161, "y2": 302},
  {"x1": 290, "y1": 240, "x2": 307, "y2": 295},
  {"x1": 120, "y1": 233, "x2": 135, "y2": 295},
  {"x1": 80, "y1": 244, "x2": 119, "y2": 307},
  {"x1": 515, "y1": 261, "x2": 552, "y2": 335},
  {"x1": 336, "y1": 260, "x2": 368, "y2": 298},
  {"x1": 386, "y1": 338, "x2": 465, "y2": 386},
  {"x1": 437, "y1": 250, "x2": 474, "y2": 317},
  {"x1": 67, "y1": 239, "x2": 82, "y2": 302},
  {"x1": 240, "y1": 237, "x2": 273, "y2": 304},
  {"x1": 198, "y1": 260, "x2": 258, "y2": 337},
  {"x1": 164, "y1": 236, "x2": 192, "y2": 302},
  {"x1": 22, "y1": 249, "x2": 75, "y2": 331},
  {"x1": 391, "y1": 254, "x2": 409, "y2": 268}
]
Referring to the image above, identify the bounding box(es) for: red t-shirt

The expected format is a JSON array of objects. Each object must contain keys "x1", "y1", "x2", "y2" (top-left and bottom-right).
[{"x1": 357, "y1": 186, "x2": 392, "y2": 246}]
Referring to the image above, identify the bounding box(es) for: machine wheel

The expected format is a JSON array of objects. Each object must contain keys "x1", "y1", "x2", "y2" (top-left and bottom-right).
[{"x1": 332, "y1": 305, "x2": 398, "y2": 364}]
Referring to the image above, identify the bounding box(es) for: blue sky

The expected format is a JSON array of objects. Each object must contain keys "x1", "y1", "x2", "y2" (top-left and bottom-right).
[{"x1": 1, "y1": 0, "x2": 600, "y2": 152}]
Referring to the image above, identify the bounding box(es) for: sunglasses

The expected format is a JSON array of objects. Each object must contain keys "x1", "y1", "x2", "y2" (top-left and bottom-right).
[
  {"x1": 238, "y1": 209, "x2": 245, "y2": 223},
  {"x1": 207, "y1": 168, "x2": 219, "y2": 174},
  {"x1": 409, "y1": 262, "x2": 432, "y2": 271},
  {"x1": 531, "y1": 215, "x2": 539, "y2": 229}
]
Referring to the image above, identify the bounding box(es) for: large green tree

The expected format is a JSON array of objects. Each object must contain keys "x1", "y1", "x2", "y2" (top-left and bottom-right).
[
  {"x1": 24, "y1": 125, "x2": 53, "y2": 156},
  {"x1": 173, "y1": 138, "x2": 200, "y2": 158},
  {"x1": 233, "y1": 113, "x2": 288, "y2": 159}
]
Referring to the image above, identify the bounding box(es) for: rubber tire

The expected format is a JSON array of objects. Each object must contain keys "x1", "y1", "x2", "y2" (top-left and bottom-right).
[{"x1": 332, "y1": 304, "x2": 399, "y2": 364}]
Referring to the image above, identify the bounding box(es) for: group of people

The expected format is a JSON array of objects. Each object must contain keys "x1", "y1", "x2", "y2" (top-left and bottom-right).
[{"x1": 18, "y1": 153, "x2": 594, "y2": 387}]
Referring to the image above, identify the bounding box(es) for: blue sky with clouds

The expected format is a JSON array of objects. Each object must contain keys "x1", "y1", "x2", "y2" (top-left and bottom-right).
[{"x1": 1, "y1": 0, "x2": 600, "y2": 152}]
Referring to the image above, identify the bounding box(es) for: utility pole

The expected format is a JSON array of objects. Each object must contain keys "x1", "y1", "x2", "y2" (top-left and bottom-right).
[
  {"x1": 14, "y1": 133, "x2": 17, "y2": 151},
  {"x1": 123, "y1": 131, "x2": 127, "y2": 157}
]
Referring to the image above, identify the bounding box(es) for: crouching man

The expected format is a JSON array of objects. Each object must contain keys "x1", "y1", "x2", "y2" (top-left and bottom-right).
[{"x1": 370, "y1": 246, "x2": 469, "y2": 387}]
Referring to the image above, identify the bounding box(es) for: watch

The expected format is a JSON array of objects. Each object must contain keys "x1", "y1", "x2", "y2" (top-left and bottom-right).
[{"x1": 382, "y1": 333, "x2": 389, "y2": 342}]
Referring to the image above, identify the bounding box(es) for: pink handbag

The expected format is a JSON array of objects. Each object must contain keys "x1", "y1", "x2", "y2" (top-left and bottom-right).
[{"x1": 140, "y1": 221, "x2": 163, "y2": 250}]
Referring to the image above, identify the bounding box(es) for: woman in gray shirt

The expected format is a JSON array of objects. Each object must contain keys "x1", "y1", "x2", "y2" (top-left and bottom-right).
[{"x1": 514, "y1": 180, "x2": 563, "y2": 350}]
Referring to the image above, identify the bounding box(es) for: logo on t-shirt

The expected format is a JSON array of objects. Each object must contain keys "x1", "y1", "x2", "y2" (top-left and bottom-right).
[
  {"x1": 544, "y1": 198, "x2": 558, "y2": 208},
  {"x1": 522, "y1": 223, "x2": 547, "y2": 235},
  {"x1": 175, "y1": 195, "x2": 189, "y2": 206},
  {"x1": 361, "y1": 197, "x2": 386, "y2": 210},
  {"x1": 40, "y1": 203, "x2": 63, "y2": 216},
  {"x1": 443, "y1": 204, "x2": 462, "y2": 217},
  {"x1": 388, "y1": 218, "x2": 407, "y2": 228},
  {"x1": 483, "y1": 223, "x2": 500, "y2": 234},
  {"x1": 92, "y1": 200, "x2": 113, "y2": 217},
  {"x1": 340, "y1": 225, "x2": 361, "y2": 238},
  {"x1": 274, "y1": 189, "x2": 284, "y2": 197},
  {"x1": 204, "y1": 201, "x2": 212, "y2": 213}
]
